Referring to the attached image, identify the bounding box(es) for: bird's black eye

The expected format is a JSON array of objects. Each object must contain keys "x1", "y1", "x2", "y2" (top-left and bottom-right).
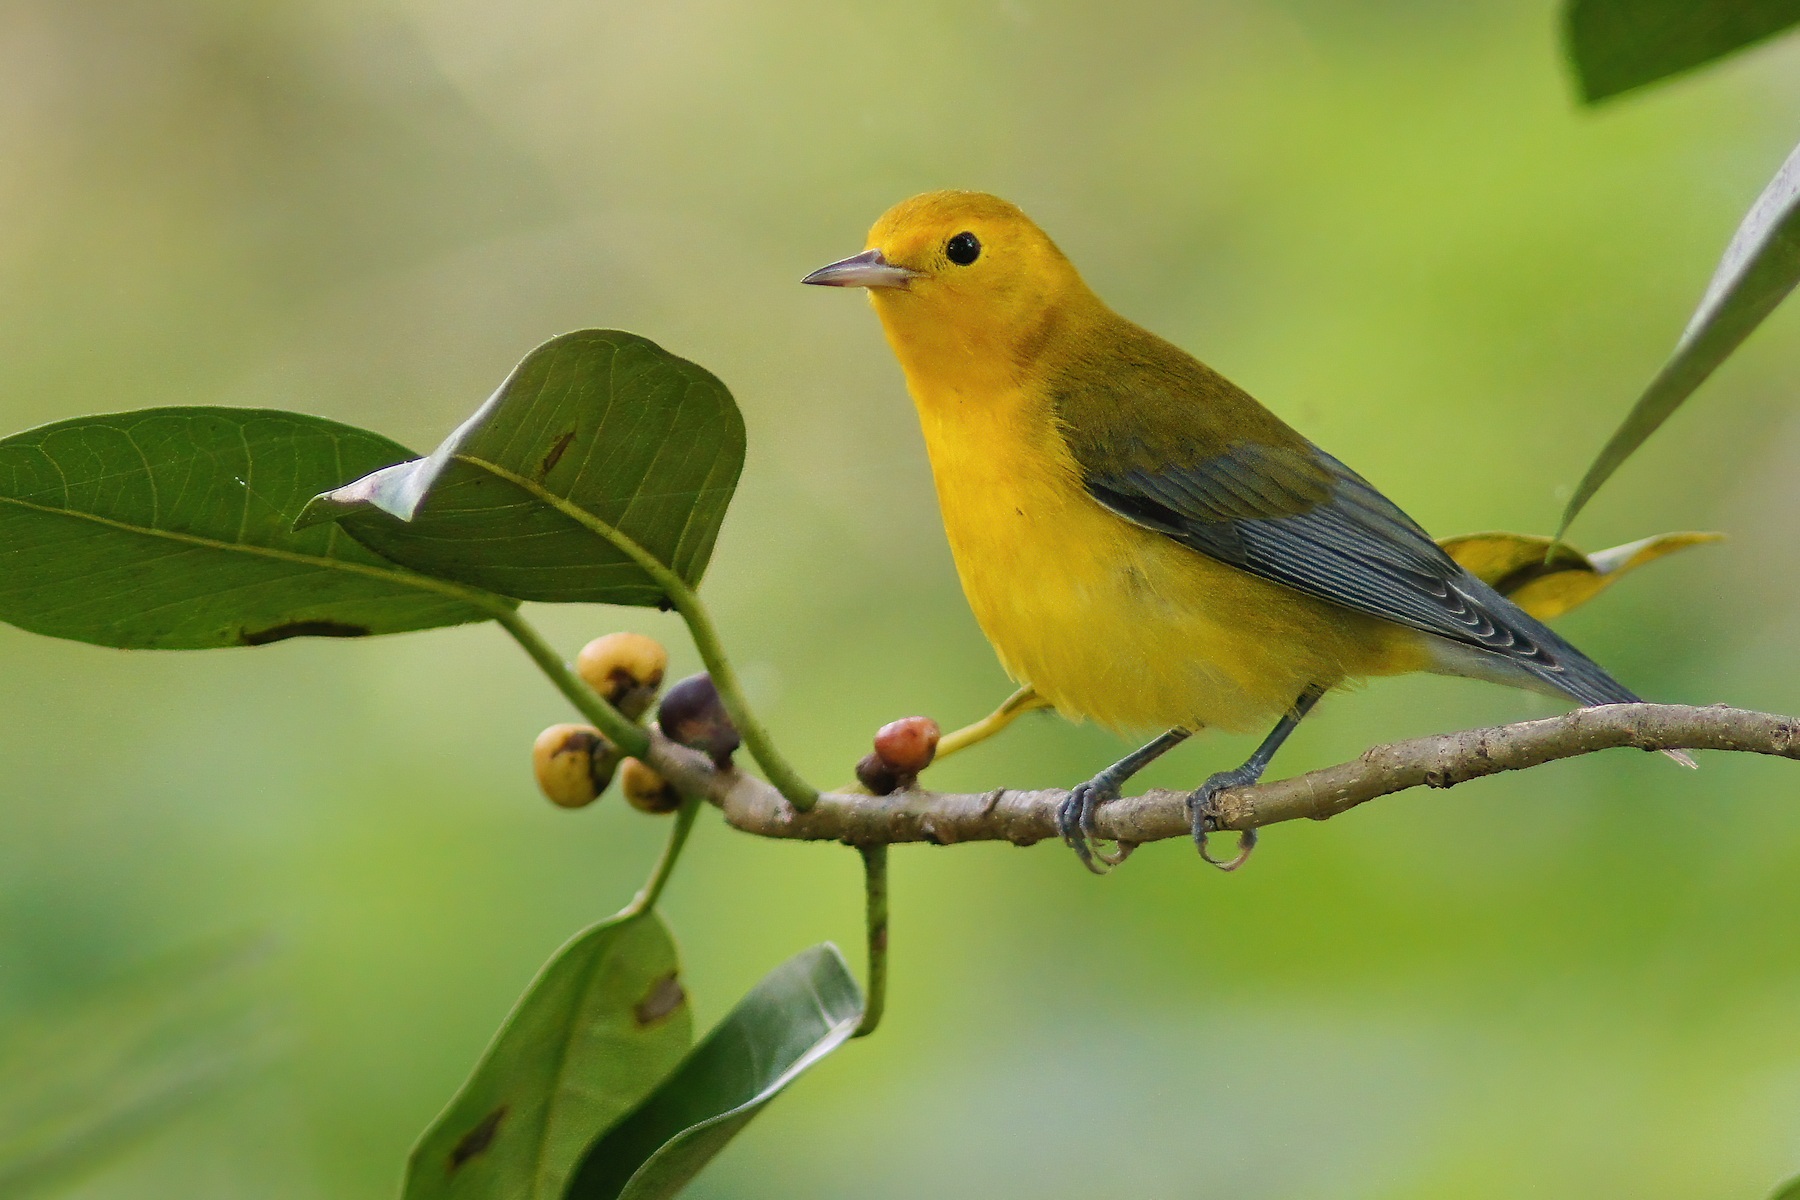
[{"x1": 945, "y1": 231, "x2": 981, "y2": 266}]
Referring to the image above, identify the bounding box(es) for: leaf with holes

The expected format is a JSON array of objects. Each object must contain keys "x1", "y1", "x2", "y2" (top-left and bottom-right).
[
  {"x1": 1563, "y1": 0, "x2": 1800, "y2": 102},
  {"x1": 0, "y1": 408, "x2": 507, "y2": 649},
  {"x1": 404, "y1": 912, "x2": 691, "y2": 1200},
  {"x1": 299, "y1": 331, "x2": 744, "y2": 607},
  {"x1": 1561, "y1": 138, "x2": 1800, "y2": 532},
  {"x1": 566, "y1": 944, "x2": 863, "y2": 1200}
]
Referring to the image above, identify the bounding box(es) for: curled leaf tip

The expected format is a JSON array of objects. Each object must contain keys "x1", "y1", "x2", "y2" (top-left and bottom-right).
[{"x1": 1439, "y1": 528, "x2": 1723, "y2": 621}]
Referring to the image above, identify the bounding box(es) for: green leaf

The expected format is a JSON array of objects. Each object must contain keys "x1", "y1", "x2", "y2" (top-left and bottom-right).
[
  {"x1": 1564, "y1": 0, "x2": 1800, "y2": 102},
  {"x1": 404, "y1": 912, "x2": 693, "y2": 1200},
  {"x1": 1561, "y1": 138, "x2": 1800, "y2": 533},
  {"x1": 1771, "y1": 1174, "x2": 1800, "y2": 1200},
  {"x1": 300, "y1": 330, "x2": 744, "y2": 607},
  {"x1": 567, "y1": 944, "x2": 863, "y2": 1200},
  {"x1": 0, "y1": 408, "x2": 508, "y2": 649}
]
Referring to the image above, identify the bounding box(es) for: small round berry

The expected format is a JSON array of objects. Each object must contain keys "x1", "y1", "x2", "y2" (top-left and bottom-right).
[
  {"x1": 533, "y1": 723, "x2": 618, "y2": 809},
  {"x1": 620, "y1": 757, "x2": 683, "y2": 814},
  {"x1": 855, "y1": 752, "x2": 901, "y2": 796},
  {"x1": 658, "y1": 673, "x2": 741, "y2": 766},
  {"x1": 576, "y1": 632, "x2": 669, "y2": 720},
  {"x1": 873, "y1": 716, "x2": 940, "y2": 776}
]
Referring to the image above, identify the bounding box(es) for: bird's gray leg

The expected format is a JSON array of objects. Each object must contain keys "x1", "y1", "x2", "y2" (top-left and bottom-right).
[
  {"x1": 1058, "y1": 728, "x2": 1191, "y2": 875},
  {"x1": 1188, "y1": 685, "x2": 1326, "y2": 871}
]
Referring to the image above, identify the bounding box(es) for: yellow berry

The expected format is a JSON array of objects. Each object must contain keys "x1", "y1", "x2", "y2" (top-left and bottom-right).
[
  {"x1": 532, "y1": 723, "x2": 618, "y2": 809},
  {"x1": 576, "y1": 632, "x2": 669, "y2": 720},
  {"x1": 620, "y1": 757, "x2": 683, "y2": 815}
]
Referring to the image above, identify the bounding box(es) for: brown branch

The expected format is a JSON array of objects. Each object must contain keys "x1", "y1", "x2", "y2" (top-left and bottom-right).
[{"x1": 642, "y1": 704, "x2": 1800, "y2": 850}]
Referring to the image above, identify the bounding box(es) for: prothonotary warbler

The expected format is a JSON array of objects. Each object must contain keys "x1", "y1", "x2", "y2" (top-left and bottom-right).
[{"x1": 804, "y1": 190, "x2": 1678, "y2": 874}]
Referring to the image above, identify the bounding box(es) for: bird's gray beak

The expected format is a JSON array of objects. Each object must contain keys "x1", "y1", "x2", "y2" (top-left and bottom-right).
[{"x1": 801, "y1": 249, "x2": 920, "y2": 289}]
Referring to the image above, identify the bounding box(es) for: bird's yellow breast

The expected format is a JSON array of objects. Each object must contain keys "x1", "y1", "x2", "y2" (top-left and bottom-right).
[{"x1": 909, "y1": 382, "x2": 1423, "y2": 734}]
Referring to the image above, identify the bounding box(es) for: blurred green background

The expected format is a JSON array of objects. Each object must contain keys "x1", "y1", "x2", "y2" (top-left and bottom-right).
[{"x1": 2, "y1": 1, "x2": 1799, "y2": 1196}]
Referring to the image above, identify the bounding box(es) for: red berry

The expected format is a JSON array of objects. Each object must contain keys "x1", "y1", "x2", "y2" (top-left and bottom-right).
[{"x1": 874, "y1": 716, "x2": 940, "y2": 775}]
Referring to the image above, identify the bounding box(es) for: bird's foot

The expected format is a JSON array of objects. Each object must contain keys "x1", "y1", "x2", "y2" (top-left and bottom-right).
[
  {"x1": 1056, "y1": 777, "x2": 1136, "y2": 875},
  {"x1": 1186, "y1": 767, "x2": 1260, "y2": 872}
]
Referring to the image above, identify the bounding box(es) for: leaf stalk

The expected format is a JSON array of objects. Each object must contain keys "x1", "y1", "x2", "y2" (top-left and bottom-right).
[
  {"x1": 852, "y1": 844, "x2": 888, "y2": 1039},
  {"x1": 623, "y1": 797, "x2": 701, "y2": 917},
  {"x1": 662, "y1": 585, "x2": 820, "y2": 810},
  {"x1": 497, "y1": 609, "x2": 650, "y2": 758}
]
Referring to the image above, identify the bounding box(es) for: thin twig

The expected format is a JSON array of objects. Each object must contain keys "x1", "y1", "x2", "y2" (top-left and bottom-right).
[{"x1": 638, "y1": 704, "x2": 1799, "y2": 849}]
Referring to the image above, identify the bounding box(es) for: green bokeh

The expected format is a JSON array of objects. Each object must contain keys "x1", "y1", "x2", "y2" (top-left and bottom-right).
[{"x1": 3, "y1": 2, "x2": 1799, "y2": 1197}]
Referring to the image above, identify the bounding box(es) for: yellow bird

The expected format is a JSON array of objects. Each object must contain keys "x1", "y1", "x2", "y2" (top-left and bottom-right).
[{"x1": 805, "y1": 190, "x2": 1662, "y2": 872}]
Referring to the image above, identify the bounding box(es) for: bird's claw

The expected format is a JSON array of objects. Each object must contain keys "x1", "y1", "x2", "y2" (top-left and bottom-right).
[
  {"x1": 1200, "y1": 826, "x2": 1257, "y2": 871},
  {"x1": 1187, "y1": 768, "x2": 1259, "y2": 872},
  {"x1": 1057, "y1": 779, "x2": 1134, "y2": 875}
]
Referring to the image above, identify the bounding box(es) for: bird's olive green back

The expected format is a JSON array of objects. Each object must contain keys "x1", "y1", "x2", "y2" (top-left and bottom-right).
[{"x1": 1045, "y1": 311, "x2": 1325, "y2": 518}]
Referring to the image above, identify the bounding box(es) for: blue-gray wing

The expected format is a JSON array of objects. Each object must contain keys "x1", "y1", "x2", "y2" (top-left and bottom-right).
[{"x1": 1083, "y1": 442, "x2": 1636, "y2": 705}]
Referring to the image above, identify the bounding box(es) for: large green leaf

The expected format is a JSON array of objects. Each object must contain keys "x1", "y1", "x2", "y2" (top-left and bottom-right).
[
  {"x1": 1771, "y1": 1175, "x2": 1800, "y2": 1200},
  {"x1": 567, "y1": 944, "x2": 863, "y2": 1200},
  {"x1": 0, "y1": 408, "x2": 506, "y2": 649},
  {"x1": 405, "y1": 913, "x2": 692, "y2": 1200},
  {"x1": 1561, "y1": 137, "x2": 1800, "y2": 532},
  {"x1": 299, "y1": 331, "x2": 744, "y2": 607},
  {"x1": 1564, "y1": 0, "x2": 1800, "y2": 102}
]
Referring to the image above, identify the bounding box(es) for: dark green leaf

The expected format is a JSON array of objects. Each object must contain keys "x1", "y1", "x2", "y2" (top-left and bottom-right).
[
  {"x1": 0, "y1": 408, "x2": 507, "y2": 649},
  {"x1": 1771, "y1": 1175, "x2": 1800, "y2": 1200},
  {"x1": 300, "y1": 330, "x2": 744, "y2": 607},
  {"x1": 405, "y1": 912, "x2": 693, "y2": 1200},
  {"x1": 1562, "y1": 138, "x2": 1800, "y2": 532},
  {"x1": 1564, "y1": 0, "x2": 1800, "y2": 102},
  {"x1": 567, "y1": 944, "x2": 863, "y2": 1200}
]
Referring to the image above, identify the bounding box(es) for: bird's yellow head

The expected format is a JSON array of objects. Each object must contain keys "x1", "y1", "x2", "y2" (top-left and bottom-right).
[{"x1": 803, "y1": 191, "x2": 1097, "y2": 395}]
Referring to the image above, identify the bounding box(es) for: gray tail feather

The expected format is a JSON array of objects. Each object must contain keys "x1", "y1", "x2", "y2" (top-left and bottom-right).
[
  {"x1": 1520, "y1": 626, "x2": 1642, "y2": 708},
  {"x1": 1442, "y1": 573, "x2": 1694, "y2": 765},
  {"x1": 1464, "y1": 575, "x2": 1642, "y2": 708}
]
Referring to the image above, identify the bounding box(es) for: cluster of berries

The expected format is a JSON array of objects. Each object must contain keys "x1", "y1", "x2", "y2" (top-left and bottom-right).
[
  {"x1": 534, "y1": 631, "x2": 948, "y2": 810},
  {"x1": 531, "y1": 632, "x2": 739, "y2": 815}
]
